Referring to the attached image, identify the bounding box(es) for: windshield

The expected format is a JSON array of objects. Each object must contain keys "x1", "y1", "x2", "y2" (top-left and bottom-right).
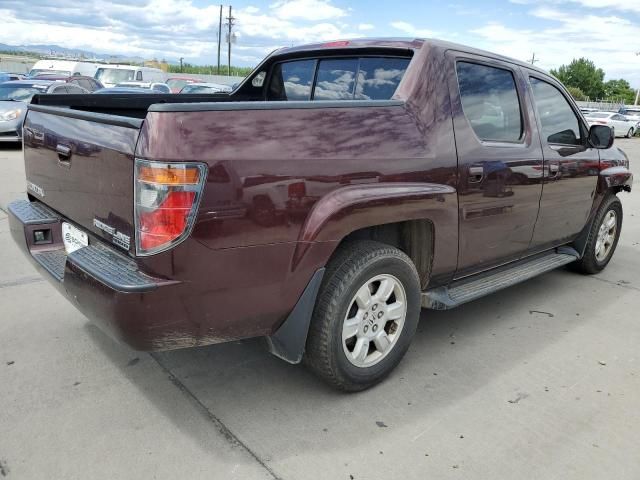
[
  {"x1": 0, "y1": 85, "x2": 45, "y2": 102},
  {"x1": 95, "y1": 68, "x2": 135, "y2": 84},
  {"x1": 167, "y1": 79, "x2": 191, "y2": 90},
  {"x1": 29, "y1": 69, "x2": 71, "y2": 77}
]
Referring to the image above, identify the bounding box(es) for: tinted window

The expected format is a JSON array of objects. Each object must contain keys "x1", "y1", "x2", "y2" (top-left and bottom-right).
[
  {"x1": 314, "y1": 58, "x2": 358, "y2": 100},
  {"x1": 49, "y1": 85, "x2": 69, "y2": 94},
  {"x1": 530, "y1": 77, "x2": 582, "y2": 145},
  {"x1": 66, "y1": 84, "x2": 87, "y2": 94},
  {"x1": 268, "y1": 59, "x2": 316, "y2": 101},
  {"x1": 136, "y1": 71, "x2": 143, "y2": 81},
  {"x1": 355, "y1": 58, "x2": 410, "y2": 100},
  {"x1": 457, "y1": 62, "x2": 522, "y2": 142}
]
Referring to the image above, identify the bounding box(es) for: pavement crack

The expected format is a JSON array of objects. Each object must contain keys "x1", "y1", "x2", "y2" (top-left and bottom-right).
[
  {"x1": 586, "y1": 275, "x2": 640, "y2": 292},
  {"x1": 0, "y1": 276, "x2": 44, "y2": 289},
  {"x1": 150, "y1": 353, "x2": 283, "y2": 480}
]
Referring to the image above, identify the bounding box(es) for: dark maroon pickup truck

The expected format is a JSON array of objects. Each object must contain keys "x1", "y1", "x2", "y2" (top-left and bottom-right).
[{"x1": 9, "y1": 38, "x2": 633, "y2": 391}]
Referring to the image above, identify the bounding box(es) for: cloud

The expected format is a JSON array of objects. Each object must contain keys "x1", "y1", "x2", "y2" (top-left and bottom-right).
[
  {"x1": 0, "y1": 0, "x2": 355, "y2": 65},
  {"x1": 470, "y1": 7, "x2": 640, "y2": 87},
  {"x1": 270, "y1": 0, "x2": 347, "y2": 21},
  {"x1": 390, "y1": 21, "x2": 435, "y2": 38},
  {"x1": 358, "y1": 23, "x2": 375, "y2": 31}
]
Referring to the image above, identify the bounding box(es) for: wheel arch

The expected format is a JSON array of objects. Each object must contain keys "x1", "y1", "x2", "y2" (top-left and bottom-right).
[{"x1": 291, "y1": 182, "x2": 458, "y2": 287}]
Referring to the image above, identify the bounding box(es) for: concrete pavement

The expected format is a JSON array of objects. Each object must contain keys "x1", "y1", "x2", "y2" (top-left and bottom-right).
[{"x1": 1, "y1": 141, "x2": 639, "y2": 479}]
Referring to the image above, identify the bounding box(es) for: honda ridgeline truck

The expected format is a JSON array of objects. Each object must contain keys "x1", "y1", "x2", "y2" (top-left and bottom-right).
[{"x1": 9, "y1": 38, "x2": 633, "y2": 391}]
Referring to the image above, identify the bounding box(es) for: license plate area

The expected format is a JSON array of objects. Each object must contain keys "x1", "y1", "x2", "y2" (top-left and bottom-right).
[{"x1": 62, "y1": 222, "x2": 89, "y2": 254}]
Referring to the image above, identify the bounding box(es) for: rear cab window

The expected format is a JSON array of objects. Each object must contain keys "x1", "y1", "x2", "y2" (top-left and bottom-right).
[{"x1": 267, "y1": 56, "x2": 411, "y2": 101}]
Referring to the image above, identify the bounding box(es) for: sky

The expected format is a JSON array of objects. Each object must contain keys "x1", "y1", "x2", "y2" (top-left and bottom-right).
[{"x1": 1, "y1": 0, "x2": 639, "y2": 86}]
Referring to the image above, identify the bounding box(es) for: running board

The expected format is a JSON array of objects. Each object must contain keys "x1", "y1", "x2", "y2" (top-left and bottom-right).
[{"x1": 422, "y1": 248, "x2": 580, "y2": 310}]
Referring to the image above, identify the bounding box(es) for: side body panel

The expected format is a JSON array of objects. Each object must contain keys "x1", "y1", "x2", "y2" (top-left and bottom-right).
[
  {"x1": 523, "y1": 69, "x2": 600, "y2": 251},
  {"x1": 446, "y1": 51, "x2": 544, "y2": 278}
]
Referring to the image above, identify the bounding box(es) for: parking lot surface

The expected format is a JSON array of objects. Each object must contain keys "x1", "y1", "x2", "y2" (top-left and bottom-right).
[{"x1": 1, "y1": 141, "x2": 639, "y2": 480}]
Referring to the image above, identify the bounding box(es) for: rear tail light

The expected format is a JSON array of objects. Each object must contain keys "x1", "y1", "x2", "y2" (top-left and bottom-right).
[{"x1": 134, "y1": 159, "x2": 207, "y2": 256}]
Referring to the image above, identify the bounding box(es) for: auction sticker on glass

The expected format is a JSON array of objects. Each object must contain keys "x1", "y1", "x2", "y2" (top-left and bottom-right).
[{"x1": 62, "y1": 222, "x2": 88, "y2": 254}]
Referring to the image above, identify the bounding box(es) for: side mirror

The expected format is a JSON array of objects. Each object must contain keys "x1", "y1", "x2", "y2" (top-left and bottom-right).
[{"x1": 588, "y1": 124, "x2": 614, "y2": 149}]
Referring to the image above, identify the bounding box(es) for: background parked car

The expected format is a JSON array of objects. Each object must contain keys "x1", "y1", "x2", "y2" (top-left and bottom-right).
[
  {"x1": 166, "y1": 76, "x2": 202, "y2": 93},
  {"x1": 179, "y1": 82, "x2": 233, "y2": 93},
  {"x1": 28, "y1": 60, "x2": 100, "y2": 78},
  {"x1": 94, "y1": 65, "x2": 165, "y2": 87},
  {"x1": 583, "y1": 111, "x2": 637, "y2": 138},
  {"x1": 30, "y1": 74, "x2": 104, "y2": 92},
  {"x1": 0, "y1": 80, "x2": 89, "y2": 143},
  {"x1": 114, "y1": 81, "x2": 171, "y2": 93},
  {"x1": 618, "y1": 107, "x2": 640, "y2": 123},
  {"x1": 0, "y1": 72, "x2": 25, "y2": 83}
]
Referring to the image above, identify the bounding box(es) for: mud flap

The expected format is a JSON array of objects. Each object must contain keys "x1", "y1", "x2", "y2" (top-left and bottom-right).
[{"x1": 265, "y1": 268, "x2": 325, "y2": 364}]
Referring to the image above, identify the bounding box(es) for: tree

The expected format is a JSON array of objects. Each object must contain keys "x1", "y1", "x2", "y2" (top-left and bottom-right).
[
  {"x1": 603, "y1": 79, "x2": 636, "y2": 104},
  {"x1": 566, "y1": 86, "x2": 587, "y2": 101},
  {"x1": 550, "y1": 58, "x2": 605, "y2": 100}
]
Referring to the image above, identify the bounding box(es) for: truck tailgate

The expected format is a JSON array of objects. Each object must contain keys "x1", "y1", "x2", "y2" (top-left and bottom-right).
[{"x1": 23, "y1": 106, "x2": 142, "y2": 254}]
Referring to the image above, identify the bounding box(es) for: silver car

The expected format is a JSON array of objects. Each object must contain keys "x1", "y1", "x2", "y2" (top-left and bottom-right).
[{"x1": 0, "y1": 80, "x2": 89, "y2": 143}]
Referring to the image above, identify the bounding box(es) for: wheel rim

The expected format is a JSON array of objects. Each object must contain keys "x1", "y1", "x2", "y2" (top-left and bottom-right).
[
  {"x1": 595, "y1": 210, "x2": 617, "y2": 262},
  {"x1": 341, "y1": 274, "x2": 407, "y2": 368}
]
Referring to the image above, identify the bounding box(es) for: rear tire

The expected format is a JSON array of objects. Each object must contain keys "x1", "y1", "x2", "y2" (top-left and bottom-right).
[
  {"x1": 304, "y1": 241, "x2": 421, "y2": 392},
  {"x1": 626, "y1": 128, "x2": 634, "y2": 138},
  {"x1": 572, "y1": 195, "x2": 622, "y2": 274}
]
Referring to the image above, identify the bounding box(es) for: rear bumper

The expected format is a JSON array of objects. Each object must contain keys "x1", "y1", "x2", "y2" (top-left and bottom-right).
[{"x1": 8, "y1": 199, "x2": 188, "y2": 350}]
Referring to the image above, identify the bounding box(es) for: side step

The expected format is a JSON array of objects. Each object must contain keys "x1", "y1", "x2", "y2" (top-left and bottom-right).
[{"x1": 422, "y1": 248, "x2": 580, "y2": 310}]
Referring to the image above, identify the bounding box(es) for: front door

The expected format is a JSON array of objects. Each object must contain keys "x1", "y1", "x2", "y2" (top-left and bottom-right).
[
  {"x1": 525, "y1": 73, "x2": 600, "y2": 250},
  {"x1": 448, "y1": 53, "x2": 544, "y2": 278}
]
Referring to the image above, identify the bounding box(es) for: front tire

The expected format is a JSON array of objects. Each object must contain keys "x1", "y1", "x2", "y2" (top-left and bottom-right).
[
  {"x1": 572, "y1": 195, "x2": 623, "y2": 274},
  {"x1": 304, "y1": 241, "x2": 421, "y2": 391},
  {"x1": 626, "y1": 128, "x2": 634, "y2": 138}
]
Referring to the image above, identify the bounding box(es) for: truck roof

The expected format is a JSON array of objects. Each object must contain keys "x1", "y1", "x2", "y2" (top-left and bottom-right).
[{"x1": 274, "y1": 37, "x2": 549, "y2": 76}]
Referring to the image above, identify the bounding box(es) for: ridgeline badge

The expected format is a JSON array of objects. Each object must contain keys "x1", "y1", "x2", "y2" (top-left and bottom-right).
[
  {"x1": 26, "y1": 181, "x2": 45, "y2": 198},
  {"x1": 93, "y1": 218, "x2": 131, "y2": 251}
]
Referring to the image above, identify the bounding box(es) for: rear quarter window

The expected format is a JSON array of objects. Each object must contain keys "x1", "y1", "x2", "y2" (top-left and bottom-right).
[
  {"x1": 268, "y1": 56, "x2": 410, "y2": 102},
  {"x1": 456, "y1": 61, "x2": 523, "y2": 143}
]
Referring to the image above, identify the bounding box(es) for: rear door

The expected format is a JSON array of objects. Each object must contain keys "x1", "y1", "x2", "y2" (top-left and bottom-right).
[
  {"x1": 447, "y1": 52, "x2": 544, "y2": 277},
  {"x1": 525, "y1": 72, "x2": 599, "y2": 251},
  {"x1": 22, "y1": 106, "x2": 142, "y2": 254}
]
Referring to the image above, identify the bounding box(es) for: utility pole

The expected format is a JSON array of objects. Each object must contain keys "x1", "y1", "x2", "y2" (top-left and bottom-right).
[
  {"x1": 217, "y1": 5, "x2": 223, "y2": 74},
  {"x1": 528, "y1": 52, "x2": 538, "y2": 65},
  {"x1": 179, "y1": 57, "x2": 184, "y2": 73},
  {"x1": 226, "y1": 6, "x2": 236, "y2": 76}
]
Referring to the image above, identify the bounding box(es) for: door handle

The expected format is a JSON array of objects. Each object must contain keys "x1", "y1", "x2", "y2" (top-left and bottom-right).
[
  {"x1": 56, "y1": 144, "x2": 72, "y2": 166},
  {"x1": 547, "y1": 162, "x2": 560, "y2": 178}
]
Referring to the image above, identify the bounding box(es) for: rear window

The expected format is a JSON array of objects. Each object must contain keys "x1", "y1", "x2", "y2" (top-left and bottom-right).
[
  {"x1": 456, "y1": 61, "x2": 523, "y2": 142},
  {"x1": 586, "y1": 113, "x2": 609, "y2": 118},
  {"x1": 268, "y1": 56, "x2": 410, "y2": 101}
]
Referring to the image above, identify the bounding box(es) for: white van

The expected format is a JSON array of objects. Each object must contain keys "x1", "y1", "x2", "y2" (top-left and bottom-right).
[
  {"x1": 94, "y1": 65, "x2": 166, "y2": 88},
  {"x1": 28, "y1": 60, "x2": 100, "y2": 78}
]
